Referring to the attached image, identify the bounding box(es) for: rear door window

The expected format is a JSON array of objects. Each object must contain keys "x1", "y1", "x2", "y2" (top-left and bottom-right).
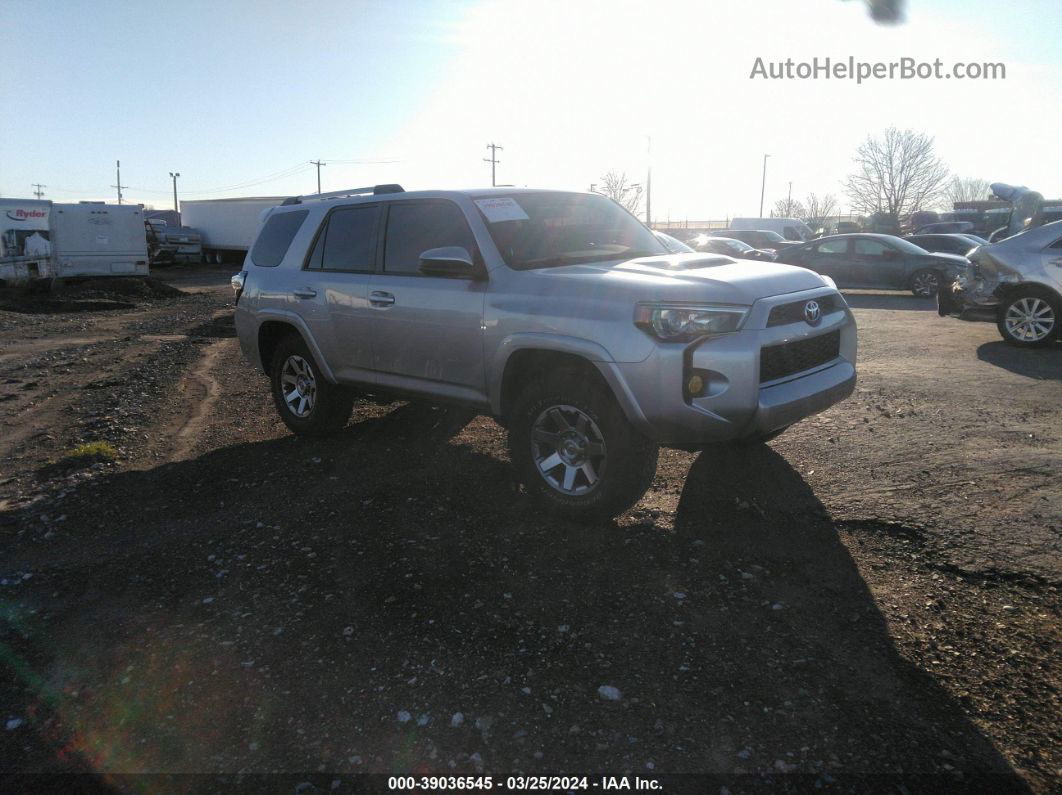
[
  {"x1": 383, "y1": 201, "x2": 476, "y2": 275},
  {"x1": 317, "y1": 205, "x2": 380, "y2": 271},
  {"x1": 252, "y1": 210, "x2": 308, "y2": 267}
]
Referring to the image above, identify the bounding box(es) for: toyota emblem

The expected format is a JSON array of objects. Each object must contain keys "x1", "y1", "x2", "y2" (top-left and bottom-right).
[{"x1": 803, "y1": 300, "x2": 821, "y2": 324}]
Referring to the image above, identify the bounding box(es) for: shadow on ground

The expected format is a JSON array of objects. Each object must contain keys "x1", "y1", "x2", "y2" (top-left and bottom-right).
[
  {"x1": 0, "y1": 404, "x2": 1028, "y2": 789},
  {"x1": 841, "y1": 292, "x2": 936, "y2": 312},
  {"x1": 977, "y1": 340, "x2": 1062, "y2": 380}
]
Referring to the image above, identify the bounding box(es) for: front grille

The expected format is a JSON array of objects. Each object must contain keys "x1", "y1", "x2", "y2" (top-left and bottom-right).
[
  {"x1": 767, "y1": 294, "x2": 838, "y2": 326},
  {"x1": 760, "y1": 330, "x2": 840, "y2": 383}
]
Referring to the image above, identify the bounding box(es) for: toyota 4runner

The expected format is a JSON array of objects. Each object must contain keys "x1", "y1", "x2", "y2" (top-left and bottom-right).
[{"x1": 233, "y1": 186, "x2": 857, "y2": 520}]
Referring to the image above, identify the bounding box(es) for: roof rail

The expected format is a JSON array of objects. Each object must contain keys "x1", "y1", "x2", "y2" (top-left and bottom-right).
[{"x1": 280, "y1": 184, "x2": 405, "y2": 206}]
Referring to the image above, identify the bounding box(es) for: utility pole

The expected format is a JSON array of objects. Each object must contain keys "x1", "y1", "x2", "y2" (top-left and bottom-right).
[
  {"x1": 111, "y1": 160, "x2": 125, "y2": 205},
  {"x1": 310, "y1": 160, "x2": 326, "y2": 194},
  {"x1": 169, "y1": 172, "x2": 181, "y2": 217},
  {"x1": 759, "y1": 154, "x2": 771, "y2": 217},
  {"x1": 484, "y1": 143, "x2": 502, "y2": 187},
  {"x1": 32, "y1": 183, "x2": 46, "y2": 199}
]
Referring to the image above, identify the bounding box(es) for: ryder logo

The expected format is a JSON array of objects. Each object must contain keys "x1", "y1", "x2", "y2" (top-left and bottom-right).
[{"x1": 6, "y1": 209, "x2": 48, "y2": 221}]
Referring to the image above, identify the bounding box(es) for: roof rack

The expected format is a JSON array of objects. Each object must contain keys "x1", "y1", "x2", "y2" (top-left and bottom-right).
[{"x1": 280, "y1": 184, "x2": 404, "y2": 206}]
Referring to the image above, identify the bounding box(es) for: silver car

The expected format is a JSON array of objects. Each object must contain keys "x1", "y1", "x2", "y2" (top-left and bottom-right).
[
  {"x1": 233, "y1": 187, "x2": 857, "y2": 520},
  {"x1": 940, "y1": 220, "x2": 1062, "y2": 347}
]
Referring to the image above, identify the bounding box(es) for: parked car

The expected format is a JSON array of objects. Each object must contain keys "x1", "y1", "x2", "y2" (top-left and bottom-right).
[
  {"x1": 904, "y1": 233, "x2": 982, "y2": 257},
  {"x1": 730, "y1": 217, "x2": 814, "y2": 242},
  {"x1": 711, "y1": 229, "x2": 801, "y2": 254},
  {"x1": 835, "y1": 221, "x2": 861, "y2": 235},
  {"x1": 688, "y1": 235, "x2": 776, "y2": 261},
  {"x1": 145, "y1": 218, "x2": 203, "y2": 265},
  {"x1": 233, "y1": 186, "x2": 856, "y2": 521},
  {"x1": 939, "y1": 220, "x2": 1062, "y2": 347},
  {"x1": 914, "y1": 221, "x2": 976, "y2": 235},
  {"x1": 774, "y1": 233, "x2": 968, "y2": 297},
  {"x1": 652, "y1": 230, "x2": 694, "y2": 254}
]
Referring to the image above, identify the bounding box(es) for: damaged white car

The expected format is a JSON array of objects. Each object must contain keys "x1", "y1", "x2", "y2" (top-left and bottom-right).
[{"x1": 938, "y1": 220, "x2": 1062, "y2": 348}]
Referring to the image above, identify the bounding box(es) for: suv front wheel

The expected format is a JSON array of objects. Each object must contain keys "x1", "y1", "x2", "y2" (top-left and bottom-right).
[
  {"x1": 270, "y1": 334, "x2": 354, "y2": 436},
  {"x1": 509, "y1": 369, "x2": 658, "y2": 522}
]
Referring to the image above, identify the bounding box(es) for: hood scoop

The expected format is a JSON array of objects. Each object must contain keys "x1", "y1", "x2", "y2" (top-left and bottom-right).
[{"x1": 620, "y1": 254, "x2": 737, "y2": 273}]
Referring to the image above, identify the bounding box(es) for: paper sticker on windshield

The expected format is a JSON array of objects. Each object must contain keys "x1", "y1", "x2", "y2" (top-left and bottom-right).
[{"x1": 475, "y1": 198, "x2": 529, "y2": 223}]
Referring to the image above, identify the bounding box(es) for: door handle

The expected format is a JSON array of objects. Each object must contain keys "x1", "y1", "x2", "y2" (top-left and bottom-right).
[
  {"x1": 369, "y1": 291, "x2": 396, "y2": 307},
  {"x1": 1050, "y1": 257, "x2": 1062, "y2": 267},
  {"x1": 293, "y1": 287, "x2": 317, "y2": 299}
]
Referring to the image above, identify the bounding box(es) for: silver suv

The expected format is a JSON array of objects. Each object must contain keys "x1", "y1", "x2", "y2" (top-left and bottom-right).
[{"x1": 233, "y1": 186, "x2": 857, "y2": 520}]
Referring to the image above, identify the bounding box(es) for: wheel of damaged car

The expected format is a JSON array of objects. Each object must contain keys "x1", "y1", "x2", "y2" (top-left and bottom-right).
[
  {"x1": 910, "y1": 269, "x2": 941, "y2": 298},
  {"x1": 270, "y1": 334, "x2": 354, "y2": 436},
  {"x1": 509, "y1": 369, "x2": 659, "y2": 523},
  {"x1": 996, "y1": 290, "x2": 1060, "y2": 348}
]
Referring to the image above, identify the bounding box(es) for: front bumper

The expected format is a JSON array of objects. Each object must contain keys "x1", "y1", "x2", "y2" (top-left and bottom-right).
[{"x1": 598, "y1": 286, "x2": 857, "y2": 446}]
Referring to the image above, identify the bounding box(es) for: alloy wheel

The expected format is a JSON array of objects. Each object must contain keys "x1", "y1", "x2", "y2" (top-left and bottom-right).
[
  {"x1": 280, "y1": 355, "x2": 317, "y2": 418},
  {"x1": 1004, "y1": 297, "x2": 1055, "y2": 342},
  {"x1": 530, "y1": 405, "x2": 607, "y2": 496},
  {"x1": 912, "y1": 271, "x2": 940, "y2": 297}
]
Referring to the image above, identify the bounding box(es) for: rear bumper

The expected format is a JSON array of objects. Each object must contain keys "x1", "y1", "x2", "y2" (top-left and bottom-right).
[{"x1": 597, "y1": 286, "x2": 857, "y2": 446}]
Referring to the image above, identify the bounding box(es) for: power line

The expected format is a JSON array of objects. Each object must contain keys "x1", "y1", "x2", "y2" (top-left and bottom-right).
[
  {"x1": 484, "y1": 142, "x2": 503, "y2": 187},
  {"x1": 32, "y1": 183, "x2": 46, "y2": 199}
]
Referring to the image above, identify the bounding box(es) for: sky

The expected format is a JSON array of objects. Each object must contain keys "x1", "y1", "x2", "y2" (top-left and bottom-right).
[{"x1": 1, "y1": 0, "x2": 1060, "y2": 222}]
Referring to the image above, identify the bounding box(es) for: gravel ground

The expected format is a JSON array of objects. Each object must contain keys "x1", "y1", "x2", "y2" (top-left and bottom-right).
[{"x1": 0, "y1": 269, "x2": 1058, "y2": 791}]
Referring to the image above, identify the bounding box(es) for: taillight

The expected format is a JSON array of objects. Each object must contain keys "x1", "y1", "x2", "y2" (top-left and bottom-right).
[{"x1": 231, "y1": 270, "x2": 247, "y2": 304}]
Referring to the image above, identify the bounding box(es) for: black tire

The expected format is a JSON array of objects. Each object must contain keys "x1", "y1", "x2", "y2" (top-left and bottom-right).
[
  {"x1": 508, "y1": 368, "x2": 658, "y2": 523},
  {"x1": 909, "y1": 268, "x2": 941, "y2": 298},
  {"x1": 995, "y1": 289, "x2": 1060, "y2": 348},
  {"x1": 936, "y1": 283, "x2": 958, "y2": 316},
  {"x1": 270, "y1": 334, "x2": 353, "y2": 436}
]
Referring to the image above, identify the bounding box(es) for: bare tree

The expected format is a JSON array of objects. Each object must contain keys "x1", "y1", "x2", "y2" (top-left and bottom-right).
[
  {"x1": 944, "y1": 176, "x2": 991, "y2": 205},
  {"x1": 843, "y1": 128, "x2": 949, "y2": 220},
  {"x1": 599, "y1": 170, "x2": 643, "y2": 216},
  {"x1": 802, "y1": 193, "x2": 839, "y2": 228},
  {"x1": 772, "y1": 197, "x2": 806, "y2": 219}
]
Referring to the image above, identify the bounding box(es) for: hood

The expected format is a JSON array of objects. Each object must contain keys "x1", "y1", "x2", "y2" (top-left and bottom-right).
[
  {"x1": 924, "y1": 252, "x2": 969, "y2": 265},
  {"x1": 535, "y1": 254, "x2": 830, "y2": 305}
]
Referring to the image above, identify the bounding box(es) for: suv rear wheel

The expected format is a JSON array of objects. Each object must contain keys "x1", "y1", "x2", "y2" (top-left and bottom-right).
[
  {"x1": 270, "y1": 334, "x2": 354, "y2": 436},
  {"x1": 509, "y1": 369, "x2": 658, "y2": 522},
  {"x1": 996, "y1": 289, "x2": 1059, "y2": 348}
]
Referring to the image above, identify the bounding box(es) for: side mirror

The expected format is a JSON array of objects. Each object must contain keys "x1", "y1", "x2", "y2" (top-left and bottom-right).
[{"x1": 418, "y1": 246, "x2": 487, "y2": 280}]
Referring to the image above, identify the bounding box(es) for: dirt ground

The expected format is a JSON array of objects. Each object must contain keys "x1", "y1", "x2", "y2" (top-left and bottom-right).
[{"x1": 0, "y1": 267, "x2": 1058, "y2": 791}]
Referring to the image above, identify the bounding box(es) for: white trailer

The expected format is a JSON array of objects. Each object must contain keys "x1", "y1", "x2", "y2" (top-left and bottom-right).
[
  {"x1": 0, "y1": 199, "x2": 56, "y2": 285},
  {"x1": 1, "y1": 199, "x2": 148, "y2": 287},
  {"x1": 180, "y1": 196, "x2": 284, "y2": 264}
]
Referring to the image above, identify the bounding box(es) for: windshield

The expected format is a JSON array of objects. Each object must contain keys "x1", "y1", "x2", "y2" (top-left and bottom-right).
[
  {"x1": 476, "y1": 192, "x2": 665, "y2": 269},
  {"x1": 715, "y1": 237, "x2": 753, "y2": 253},
  {"x1": 654, "y1": 231, "x2": 694, "y2": 253},
  {"x1": 886, "y1": 236, "x2": 931, "y2": 255},
  {"x1": 757, "y1": 230, "x2": 786, "y2": 243}
]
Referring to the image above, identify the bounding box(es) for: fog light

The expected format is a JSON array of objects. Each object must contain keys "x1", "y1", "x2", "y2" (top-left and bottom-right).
[{"x1": 687, "y1": 374, "x2": 705, "y2": 397}]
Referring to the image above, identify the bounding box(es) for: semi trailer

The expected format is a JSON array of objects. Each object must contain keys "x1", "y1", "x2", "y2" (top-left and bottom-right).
[{"x1": 180, "y1": 196, "x2": 284, "y2": 264}]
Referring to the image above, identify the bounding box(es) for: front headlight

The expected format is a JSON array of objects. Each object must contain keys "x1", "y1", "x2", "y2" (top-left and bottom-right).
[
  {"x1": 820, "y1": 274, "x2": 837, "y2": 290},
  {"x1": 634, "y1": 304, "x2": 747, "y2": 342}
]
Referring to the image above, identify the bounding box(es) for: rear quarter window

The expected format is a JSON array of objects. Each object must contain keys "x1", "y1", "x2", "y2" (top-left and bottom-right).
[{"x1": 252, "y1": 210, "x2": 308, "y2": 267}]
